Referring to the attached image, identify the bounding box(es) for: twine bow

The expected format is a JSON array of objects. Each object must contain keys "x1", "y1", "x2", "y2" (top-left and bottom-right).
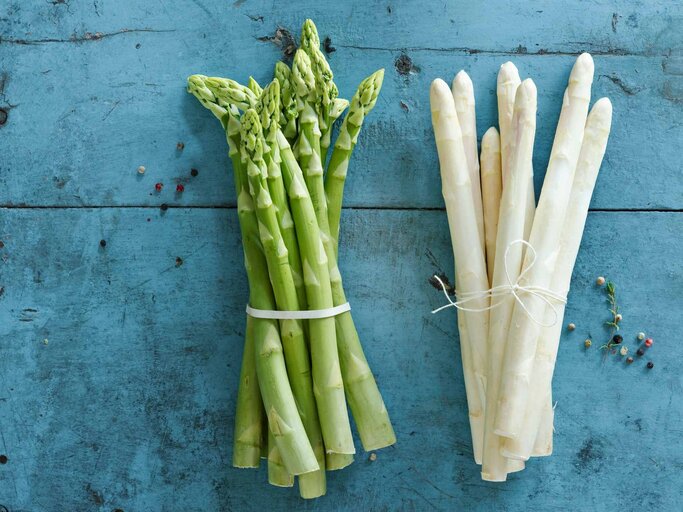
[{"x1": 431, "y1": 240, "x2": 567, "y2": 328}]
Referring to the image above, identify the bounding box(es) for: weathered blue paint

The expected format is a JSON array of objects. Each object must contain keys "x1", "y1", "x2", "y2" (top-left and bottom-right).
[{"x1": 0, "y1": 1, "x2": 681, "y2": 511}]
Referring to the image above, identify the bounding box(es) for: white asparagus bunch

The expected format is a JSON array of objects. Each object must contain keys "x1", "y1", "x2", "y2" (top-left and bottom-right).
[
  {"x1": 480, "y1": 127, "x2": 502, "y2": 286},
  {"x1": 431, "y1": 53, "x2": 609, "y2": 479},
  {"x1": 501, "y1": 97, "x2": 613, "y2": 460},
  {"x1": 482, "y1": 79, "x2": 537, "y2": 482},
  {"x1": 495, "y1": 53, "x2": 595, "y2": 438},
  {"x1": 431, "y1": 79, "x2": 491, "y2": 463}
]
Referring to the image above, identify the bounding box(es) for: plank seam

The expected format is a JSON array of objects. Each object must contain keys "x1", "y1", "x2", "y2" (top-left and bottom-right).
[
  {"x1": 336, "y1": 44, "x2": 664, "y2": 57},
  {"x1": 0, "y1": 206, "x2": 680, "y2": 213}
]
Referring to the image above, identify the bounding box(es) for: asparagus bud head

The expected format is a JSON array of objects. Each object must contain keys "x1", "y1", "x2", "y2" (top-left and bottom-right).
[
  {"x1": 248, "y1": 76, "x2": 263, "y2": 96},
  {"x1": 187, "y1": 74, "x2": 228, "y2": 120},
  {"x1": 204, "y1": 76, "x2": 258, "y2": 112},
  {"x1": 292, "y1": 49, "x2": 316, "y2": 111},
  {"x1": 300, "y1": 19, "x2": 321, "y2": 52}
]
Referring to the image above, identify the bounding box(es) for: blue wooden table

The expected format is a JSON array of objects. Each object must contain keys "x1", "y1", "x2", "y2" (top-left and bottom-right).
[{"x1": 1, "y1": 1, "x2": 682, "y2": 510}]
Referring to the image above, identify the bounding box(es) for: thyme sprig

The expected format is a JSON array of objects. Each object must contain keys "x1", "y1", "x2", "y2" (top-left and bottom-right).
[{"x1": 600, "y1": 280, "x2": 621, "y2": 351}]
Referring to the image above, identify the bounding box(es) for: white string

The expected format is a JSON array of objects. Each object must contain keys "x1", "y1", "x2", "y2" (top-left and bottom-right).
[
  {"x1": 246, "y1": 302, "x2": 350, "y2": 320},
  {"x1": 431, "y1": 240, "x2": 567, "y2": 328}
]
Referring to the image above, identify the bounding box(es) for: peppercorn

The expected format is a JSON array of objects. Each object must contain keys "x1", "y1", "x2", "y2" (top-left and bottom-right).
[
  {"x1": 612, "y1": 334, "x2": 623, "y2": 345},
  {"x1": 99, "y1": 239, "x2": 107, "y2": 248},
  {"x1": 615, "y1": 313, "x2": 623, "y2": 322},
  {"x1": 644, "y1": 338, "x2": 653, "y2": 348},
  {"x1": 637, "y1": 347, "x2": 645, "y2": 356},
  {"x1": 637, "y1": 332, "x2": 645, "y2": 340},
  {"x1": 596, "y1": 276, "x2": 605, "y2": 286},
  {"x1": 190, "y1": 168, "x2": 199, "y2": 177},
  {"x1": 176, "y1": 142, "x2": 185, "y2": 151},
  {"x1": 160, "y1": 203, "x2": 168, "y2": 211},
  {"x1": 619, "y1": 346, "x2": 628, "y2": 356},
  {"x1": 176, "y1": 183, "x2": 185, "y2": 193},
  {"x1": 137, "y1": 165, "x2": 146, "y2": 174},
  {"x1": 584, "y1": 339, "x2": 592, "y2": 348},
  {"x1": 647, "y1": 361, "x2": 654, "y2": 369},
  {"x1": 155, "y1": 182, "x2": 163, "y2": 192},
  {"x1": 567, "y1": 323, "x2": 576, "y2": 331},
  {"x1": 626, "y1": 356, "x2": 634, "y2": 364}
]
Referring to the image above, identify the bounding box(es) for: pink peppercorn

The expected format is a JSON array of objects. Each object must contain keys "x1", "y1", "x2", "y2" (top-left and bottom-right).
[
  {"x1": 644, "y1": 338, "x2": 653, "y2": 348},
  {"x1": 155, "y1": 182, "x2": 163, "y2": 192},
  {"x1": 176, "y1": 184, "x2": 185, "y2": 193}
]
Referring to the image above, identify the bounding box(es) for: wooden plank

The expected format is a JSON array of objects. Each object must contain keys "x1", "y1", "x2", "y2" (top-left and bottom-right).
[
  {"x1": 1, "y1": 5, "x2": 682, "y2": 210},
  {"x1": 1, "y1": 0, "x2": 679, "y2": 55},
  {"x1": 0, "y1": 208, "x2": 679, "y2": 510}
]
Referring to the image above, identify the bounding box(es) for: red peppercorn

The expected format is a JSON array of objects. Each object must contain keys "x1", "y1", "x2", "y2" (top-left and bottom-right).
[
  {"x1": 155, "y1": 182, "x2": 163, "y2": 192},
  {"x1": 176, "y1": 184, "x2": 185, "y2": 193},
  {"x1": 644, "y1": 338, "x2": 653, "y2": 348}
]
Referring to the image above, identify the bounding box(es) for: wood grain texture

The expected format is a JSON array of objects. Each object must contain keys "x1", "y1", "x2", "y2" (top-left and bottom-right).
[{"x1": 0, "y1": 1, "x2": 682, "y2": 511}]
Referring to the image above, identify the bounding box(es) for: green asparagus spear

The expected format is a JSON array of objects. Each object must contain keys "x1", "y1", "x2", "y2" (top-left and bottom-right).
[
  {"x1": 268, "y1": 429, "x2": 294, "y2": 487},
  {"x1": 300, "y1": 19, "x2": 345, "y2": 164},
  {"x1": 188, "y1": 77, "x2": 264, "y2": 468},
  {"x1": 256, "y1": 81, "x2": 307, "y2": 310},
  {"x1": 326, "y1": 69, "x2": 384, "y2": 255},
  {"x1": 232, "y1": 314, "x2": 263, "y2": 468}
]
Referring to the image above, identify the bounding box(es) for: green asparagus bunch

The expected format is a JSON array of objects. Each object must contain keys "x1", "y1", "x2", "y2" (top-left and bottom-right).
[{"x1": 187, "y1": 18, "x2": 391, "y2": 499}]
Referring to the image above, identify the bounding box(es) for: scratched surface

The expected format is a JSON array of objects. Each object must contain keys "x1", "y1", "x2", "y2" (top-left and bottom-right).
[{"x1": 0, "y1": 1, "x2": 682, "y2": 511}]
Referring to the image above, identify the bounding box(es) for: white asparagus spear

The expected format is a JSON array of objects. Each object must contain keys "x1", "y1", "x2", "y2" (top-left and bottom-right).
[
  {"x1": 431, "y1": 79, "x2": 490, "y2": 461},
  {"x1": 453, "y1": 71, "x2": 485, "y2": 464},
  {"x1": 498, "y1": 63, "x2": 536, "y2": 257},
  {"x1": 495, "y1": 53, "x2": 595, "y2": 438},
  {"x1": 480, "y1": 127, "x2": 502, "y2": 287},
  {"x1": 497, "y1": 62, "x2": 521, "y2": 186},
  {"x1": 457, "y1": 310, "x2": 484, "y2": 464},
  {"x1": 530, "y1": 395, "x2": 554, "y2": 457},
  {"x1": 452, "y1": 71, "x2": 485, "y2": 254},
  {"x1": 522, "y1": 157, "x2": 536, "y2": 248},
  {"x1": 481, "y1": 79, "x2": 537, "y2": 482},
  {"x1": 501, "y1": 98, "x2": 612, "y2": 459}
]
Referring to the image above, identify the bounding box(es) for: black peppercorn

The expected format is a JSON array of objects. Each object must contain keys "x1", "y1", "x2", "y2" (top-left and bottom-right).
[
  {"x1": 99, "y1": 239, "x2": 107, "y2": 248},
  {"x1": 646, "y1": 361, "x2": 654, "y2": 369},
  {"x1": 637, "y1": 347, "x2": 645, "y2": 356},
  {"x1": 190, "y1": 168, "x2": 199, "y2": 177},
  {"x1": 612, "y1": 334, "x2": 623, "y2": 344}
]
